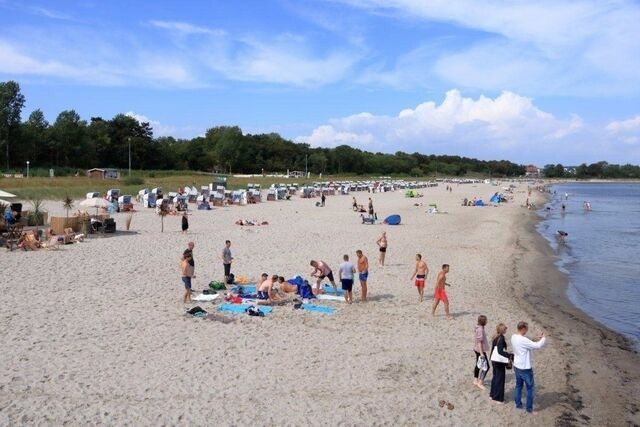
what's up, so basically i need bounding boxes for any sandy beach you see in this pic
[1,182,638,426]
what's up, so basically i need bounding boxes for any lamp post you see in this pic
[128,137,131,176]
[26,160,29,178]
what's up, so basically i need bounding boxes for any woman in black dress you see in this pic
[489,323,512,403]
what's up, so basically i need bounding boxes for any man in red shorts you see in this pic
[410,254,428,302]
[432,264,452,319]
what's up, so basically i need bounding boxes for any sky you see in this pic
[1,0,639,166]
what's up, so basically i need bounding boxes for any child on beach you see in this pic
[181,212,188,233]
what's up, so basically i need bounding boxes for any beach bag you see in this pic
[187,306,207,315]
[226,273,235,285]
[490,346,510,364]
[476,355,488,371]
[298,281,316,299]
[209,281,226,290]
[245,306,265,317]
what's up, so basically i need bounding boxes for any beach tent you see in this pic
[383,214,401,225]
[474,200,485,206]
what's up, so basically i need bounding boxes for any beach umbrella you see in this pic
[0,198,13,206]
[80,197,109,213]
[0,189,17,198]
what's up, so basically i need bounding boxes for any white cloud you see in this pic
[606,115,640,145]
[337,0,640,95]
[125,111,177,137]
[148,20,225,36]
[203,35,360,87]
[297,89,586,162]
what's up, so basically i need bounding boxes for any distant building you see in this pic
[87,168,120,179]
[564,166,577,175]
[288,170,305,178]
[525,165,541,176]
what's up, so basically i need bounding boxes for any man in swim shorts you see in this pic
[432,264,452,319]
[356,250,369,302]
[310,260,337,294]
[257,274,278,303]
[338,254,356,304]
[377,231,388,266]
[410,253,428,302]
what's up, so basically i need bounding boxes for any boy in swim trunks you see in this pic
[410,253,428,302]
[356,250,369,302]
[257,274,278,303]
[310,260,337,294]
[432,264,452,319]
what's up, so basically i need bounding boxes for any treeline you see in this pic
[0,80,526,176]
[543,162,640,179]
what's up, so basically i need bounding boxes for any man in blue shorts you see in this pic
[339,254,356,304]
[356,250,369,302]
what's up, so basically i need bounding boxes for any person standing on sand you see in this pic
[489,323,513,403]
[473,315,490,389]
[377,231,388,266]
[338,254,356,304]
[410,254,428,302]
[181,212,189,233]
[310,260,337,294]
[511,321,546,415]
[356,250,369,302]
[432,264,452,318]
[368,197,374,218]
[221,240,233,283]
[180,247,195,304]
[321,193,326,207]
[352,197,358,211]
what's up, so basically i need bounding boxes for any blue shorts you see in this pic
[341,278,354,292]
[257,291,269,300]
[359,272,369,281]
[182,277,192,289]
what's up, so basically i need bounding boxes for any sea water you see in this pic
[536,183,640,348]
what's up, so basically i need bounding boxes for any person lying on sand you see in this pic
[235,219,269,226]
[277,276,298,293]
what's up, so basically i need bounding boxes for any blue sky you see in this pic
[1,0,639,165]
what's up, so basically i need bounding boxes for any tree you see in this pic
[20,109,50,167]
[0,81,26,169]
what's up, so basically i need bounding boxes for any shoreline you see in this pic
[511,193,640,425]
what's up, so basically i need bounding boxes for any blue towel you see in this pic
[322,284,344,295]
[218,303,273,315]
[302,304,336,314]
[231,284,257,294]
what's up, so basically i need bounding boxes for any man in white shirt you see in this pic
[511,321,547,415]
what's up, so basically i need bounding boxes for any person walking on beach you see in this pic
[338,254,356,304]
[511,321,547,415]
[321,193,326,207]
[310,260,337,294]
[221,240,233,283]
[180,243,196,304]
[410,254,428,302]
[489,323,513,403]
[356,250,369,302]
[473,315,490,389]
[368,197,374,218]
[181,212,189,233]
[432,264,452,318]
[352,196,358,211]
[377,231,388,266]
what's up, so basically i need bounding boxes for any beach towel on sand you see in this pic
[322,284,344,295]
[301,304,336,314]
[193,293,220,302]
[218,303,273,315]
[316,294,344,302]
